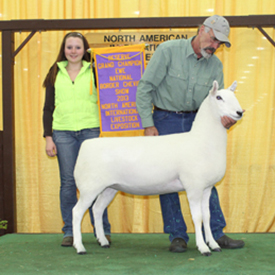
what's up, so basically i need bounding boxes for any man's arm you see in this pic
[136,44,168,130]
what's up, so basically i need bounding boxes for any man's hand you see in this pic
[221,110,245,129]
[144,126,159,136]
[221,116,236,129]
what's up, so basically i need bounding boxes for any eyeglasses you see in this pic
[209,35,223,46]
[205,28,224,47]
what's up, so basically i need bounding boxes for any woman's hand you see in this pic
[45,136,57,157]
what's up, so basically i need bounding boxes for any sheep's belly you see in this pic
[110,178,185,196]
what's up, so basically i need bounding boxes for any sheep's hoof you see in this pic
[101,244,110,248]
[77,251,87,255]
[202,252,212,256]
[212,247,222,252]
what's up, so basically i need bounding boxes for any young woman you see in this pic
[43,32,111,247]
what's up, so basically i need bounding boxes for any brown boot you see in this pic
[105,235,112,244]
[216,235,245,249]
[61,236,73,247]
[169,238,187,253]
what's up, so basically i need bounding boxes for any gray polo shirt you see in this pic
[136,37,224,128]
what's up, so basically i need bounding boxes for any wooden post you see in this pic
[1,30,16,234]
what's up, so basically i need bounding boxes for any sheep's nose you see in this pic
[236,111,243,117]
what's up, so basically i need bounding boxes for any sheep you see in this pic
[72,80,243,256]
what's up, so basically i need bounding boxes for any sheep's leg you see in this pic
[73,193,97,255]
[186,188,212,256]
[202,187,221,252]
[93,187,118,247]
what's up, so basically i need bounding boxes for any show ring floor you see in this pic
[0,233,274,275]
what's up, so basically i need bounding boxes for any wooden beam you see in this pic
[0,131,4,236]
[13,31,36,57]
[0,15,274,32]
[1,31,16,233]
[257,26,275,47]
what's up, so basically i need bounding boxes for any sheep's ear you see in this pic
[210,80,219,95]
[229,81,237,92]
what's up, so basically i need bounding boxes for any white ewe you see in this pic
[73,80,243,256]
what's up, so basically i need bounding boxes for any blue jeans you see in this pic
[153,110,226,243]
[52,128,111,238]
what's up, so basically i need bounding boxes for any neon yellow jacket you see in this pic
[53,60,100,131]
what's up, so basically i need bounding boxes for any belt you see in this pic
[154,105,198,114]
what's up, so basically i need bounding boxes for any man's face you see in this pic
[199,26,223,59]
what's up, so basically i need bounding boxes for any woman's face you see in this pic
[64,36,85,64]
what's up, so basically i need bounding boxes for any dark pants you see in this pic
[153,110,226,243]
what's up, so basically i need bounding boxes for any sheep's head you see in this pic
[210,80,243,121]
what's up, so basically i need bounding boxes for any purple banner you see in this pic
[95,51,144,132]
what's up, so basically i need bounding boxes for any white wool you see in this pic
[72,80,243,256]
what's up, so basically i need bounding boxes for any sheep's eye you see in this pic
[216,95,222,100]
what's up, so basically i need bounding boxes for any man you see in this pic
[136,15,244,253]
